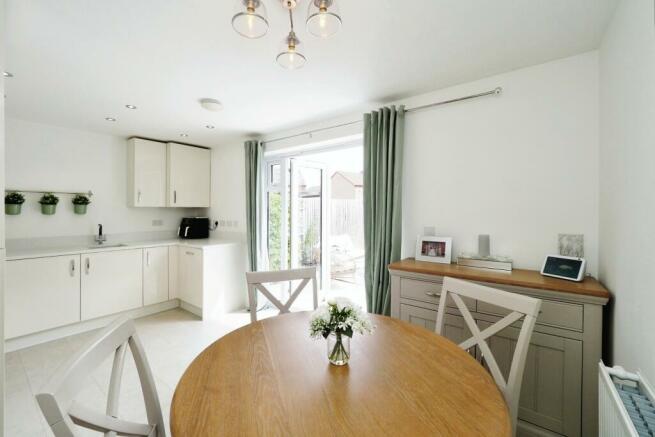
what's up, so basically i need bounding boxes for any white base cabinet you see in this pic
[143,246,169,306]
[6,255,81,338]
[176,243,247,320]
[81,249,143,320]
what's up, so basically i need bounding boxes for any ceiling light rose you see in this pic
[306,0,341,38]
[232,0,269,39]
[205,125,215,129]
[105,117,116,122]
[125,104,137,109]
[3,71,13,78]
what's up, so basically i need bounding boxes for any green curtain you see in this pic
[244,140,263,272]
[364,106,405,315]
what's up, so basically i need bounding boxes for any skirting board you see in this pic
[5,299,182,352]
[179,300,202,318]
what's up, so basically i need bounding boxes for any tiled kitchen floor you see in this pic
[5,309,255,437]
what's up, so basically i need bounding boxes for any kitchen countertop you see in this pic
[6,238,242,261]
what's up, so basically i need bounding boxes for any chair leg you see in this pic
[248,285,257,323]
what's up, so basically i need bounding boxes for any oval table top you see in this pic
[171,312,510,437]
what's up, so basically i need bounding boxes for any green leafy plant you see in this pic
[72,194,91,205]
[5,192,25,205]
[39,193,59,205]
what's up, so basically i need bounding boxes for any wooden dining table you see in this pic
[170,312,511,436]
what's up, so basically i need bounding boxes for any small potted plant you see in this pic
[309,297,375,366]
[5,192,25,215]
[72,194,91,215]
[39,192,59,215]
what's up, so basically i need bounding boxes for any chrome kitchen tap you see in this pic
[95,224,107,244]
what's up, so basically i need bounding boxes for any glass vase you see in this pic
[327,332,350,366]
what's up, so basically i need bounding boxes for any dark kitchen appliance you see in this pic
[178,217,210,239]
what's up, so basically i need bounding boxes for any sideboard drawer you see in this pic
[478,298,583,332]
[400,277,475,310]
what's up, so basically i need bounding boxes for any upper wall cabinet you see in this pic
[127,139,211,208]
[127,138,167,207]
[167,143,211,208]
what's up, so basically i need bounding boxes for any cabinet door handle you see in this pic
[137,190,142,203]
[146,250,150,267]
[425,291,441,298]
[70,259,76,277]
[174,190,177,204]
[85,258,90,274]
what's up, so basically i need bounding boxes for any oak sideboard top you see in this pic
[389,258,610,300]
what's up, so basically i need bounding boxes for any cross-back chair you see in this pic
[36,316,166,437]
[435,277,541,436]
[246,267,318,323]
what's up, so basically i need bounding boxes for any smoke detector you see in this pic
[199,98,223,112]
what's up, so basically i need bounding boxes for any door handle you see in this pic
[85,258,90,274]
[174,190,177,204]
[146,250,150,267]
[184,226,190,237]
[70,259,76,277]
[425,291,441,298]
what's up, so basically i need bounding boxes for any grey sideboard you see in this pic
[389,259,610,437]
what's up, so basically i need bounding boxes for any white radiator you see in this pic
[599,362,655,437]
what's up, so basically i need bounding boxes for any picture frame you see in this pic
[415,236,452,264]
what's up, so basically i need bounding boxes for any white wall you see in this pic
[213,52,600,274]
[599,0,655,378]
[402,52,599,273]
[5,118,198,240]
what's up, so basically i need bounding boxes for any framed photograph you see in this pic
[416,236,452,264]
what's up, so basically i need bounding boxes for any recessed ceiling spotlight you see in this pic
[3,71,13,78]
[125,104,137,110]
[200,98,223,112]
[180,133,189,138]
[105,117,117,122]
[205,125,215,130]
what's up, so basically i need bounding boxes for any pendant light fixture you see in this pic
[232,0,341,68]
[276,9,306,70]
[306,0,341,38]
[232,0,269,39]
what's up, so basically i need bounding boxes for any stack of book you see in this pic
[457,254,513,271]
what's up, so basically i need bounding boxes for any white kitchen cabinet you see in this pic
[127,138,167,207]
[167,143,211,207]
[143,246,169,306]
[175,243,248,319]
[6,255,81,338]
[81,249,143,320]
[178,247,203,308]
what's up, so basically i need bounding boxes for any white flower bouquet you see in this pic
[309,297,374,365]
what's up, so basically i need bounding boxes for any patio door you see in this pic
[264,157,329,291]
[290,159,329,290]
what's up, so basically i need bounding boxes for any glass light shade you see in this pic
[306,0,342,38]
[276,48,306,70]
[232,0,268,39]
[276,33,306,70]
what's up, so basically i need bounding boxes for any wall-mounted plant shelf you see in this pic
[5,189,94,197]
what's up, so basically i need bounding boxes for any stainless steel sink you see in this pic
[87,243,128,249]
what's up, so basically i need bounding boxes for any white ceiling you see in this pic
[5,0,617,146]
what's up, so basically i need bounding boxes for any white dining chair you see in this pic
[36,316,166,437]
[246,267,319,323]
[435,277,541,436]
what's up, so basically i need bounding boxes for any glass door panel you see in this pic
[290,159,329,289]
